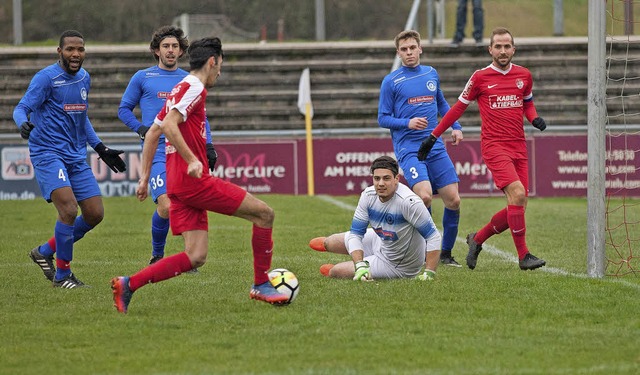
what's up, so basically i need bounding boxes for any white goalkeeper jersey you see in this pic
[345,183,440,271]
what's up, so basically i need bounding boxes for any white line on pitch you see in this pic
[317,195,640,291]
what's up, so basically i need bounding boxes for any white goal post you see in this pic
[587,0,606,277]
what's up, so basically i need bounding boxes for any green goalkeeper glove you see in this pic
[415,269,436,281]
[353,260,372,281]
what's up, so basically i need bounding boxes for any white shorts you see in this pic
[344,229,425,279]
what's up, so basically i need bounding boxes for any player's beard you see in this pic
[494,54,512,69]
[60,56,83,74]
[160,55,178,69]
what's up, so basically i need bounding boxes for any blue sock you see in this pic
[40,216,94,258]
[54,221,74,280]
[151,210,169,258]
[73,215,94,242]
[40,242,54,258]
[442,208,460,254]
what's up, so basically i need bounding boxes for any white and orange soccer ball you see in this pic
[268,268,299,304]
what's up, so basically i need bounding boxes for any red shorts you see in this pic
[481,141,529,192]
[168,175,247,235]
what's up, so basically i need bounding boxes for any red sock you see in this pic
[129,252,193,292]
[252,225,273,285]
[507,205,529,259]
[56,258,70,271]
[475,208,509,244]
[47,237,57,253]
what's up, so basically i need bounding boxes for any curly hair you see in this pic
[149,26,189,61]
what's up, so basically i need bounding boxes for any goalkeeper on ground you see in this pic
[308,156,442,281]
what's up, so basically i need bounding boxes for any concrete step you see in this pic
[1,38,637,135]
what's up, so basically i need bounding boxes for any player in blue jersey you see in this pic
[14,30,127,288]
[118,26,217,265]
[378,30,464,268]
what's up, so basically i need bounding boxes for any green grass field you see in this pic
[1,195,639,375]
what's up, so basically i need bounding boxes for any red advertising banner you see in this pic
[0,134,638,199]
[532,134,640,196]
[212,141,299,194]
[310,137,395,195]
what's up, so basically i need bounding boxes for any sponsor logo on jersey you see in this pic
[462,79,474,98]
[64,104,87,111]
[170,85,182,96]
[393,76,407,84]
[157,91,170,99]
[373,227,399,241]
[186,94,203,114]
[488,94,523,109]
[408,95,434,104]
[54,80,66,85]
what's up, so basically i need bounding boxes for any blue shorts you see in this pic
[32,155,101,203]
[148,161,167,203]
[399,150,459,193]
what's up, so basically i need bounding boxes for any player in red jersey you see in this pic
[110,37,289,313]
[416,27,547,271]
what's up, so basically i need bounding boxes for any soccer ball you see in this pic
[268,268,299,304]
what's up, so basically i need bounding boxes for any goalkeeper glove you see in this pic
[19,121,35,140]
[353,260,372,281]
[532,117,546,131]
[137,125,150,140]
[417,134,437,161]
[95,142,127,173]
[415,269,436,281]
[206,143,218,170]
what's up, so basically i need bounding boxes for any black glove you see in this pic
[532,117,546,131]
[94,142,127,173]
[137,125,150,140]
[206,143,218,170]
[20,122,35,140]
[417,134,438,161]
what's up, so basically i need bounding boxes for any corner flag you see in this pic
[297,68,314,117]
[298,68,315,196]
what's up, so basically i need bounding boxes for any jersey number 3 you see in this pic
[409,167,419,180]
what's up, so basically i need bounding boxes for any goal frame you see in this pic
[587,0,607,278]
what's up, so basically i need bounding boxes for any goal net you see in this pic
[602,0,640,276]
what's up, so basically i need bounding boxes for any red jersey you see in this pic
[154,74,209,194]
[459,63,533,145]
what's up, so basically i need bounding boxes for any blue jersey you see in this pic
[118,66,212,164]
[13,63,100,163]
[378,65,461,161]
